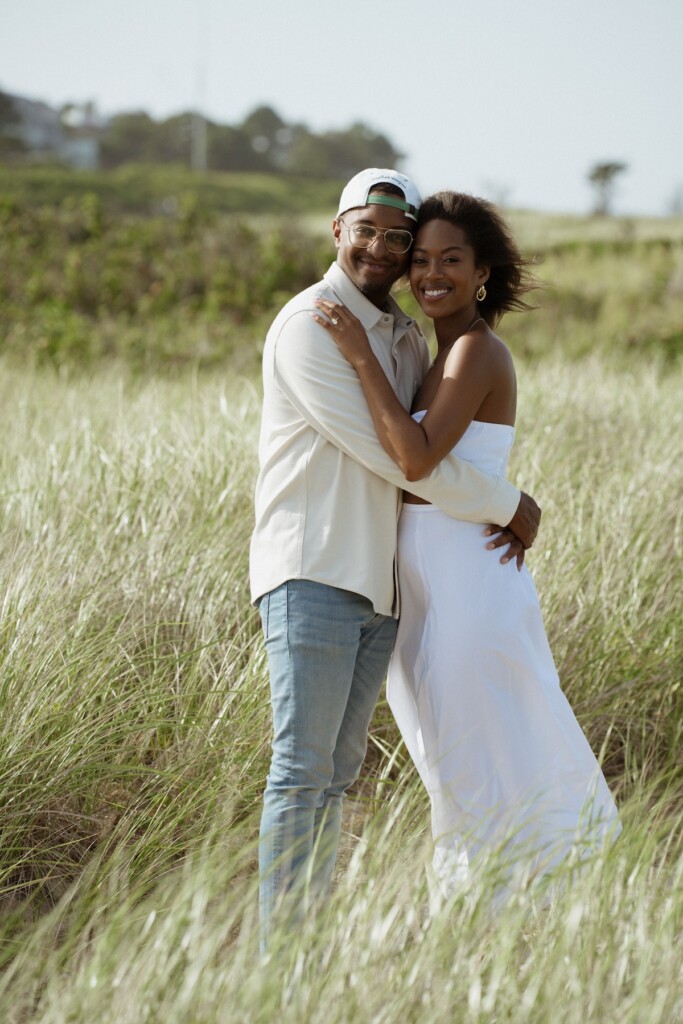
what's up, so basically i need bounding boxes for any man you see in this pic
[249,168,540,947]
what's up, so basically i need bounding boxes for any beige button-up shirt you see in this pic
[249,262,520,617]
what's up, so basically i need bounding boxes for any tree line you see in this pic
[101,105,403,177]
[0,91,402,179]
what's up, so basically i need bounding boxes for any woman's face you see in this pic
[409,219,488,319]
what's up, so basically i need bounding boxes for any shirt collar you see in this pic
[323,263,413,332]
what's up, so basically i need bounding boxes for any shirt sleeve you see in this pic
[272,309,520,526]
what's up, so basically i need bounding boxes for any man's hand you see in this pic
[484,527,526,570]
[484,491,541,571]
[506,491,542,548]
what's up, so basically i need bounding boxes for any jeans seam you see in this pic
[283,582,295,774]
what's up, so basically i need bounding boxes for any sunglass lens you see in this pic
[350,225,376,246]
[385,231,413,253]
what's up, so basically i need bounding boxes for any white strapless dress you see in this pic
[387,414,620,899]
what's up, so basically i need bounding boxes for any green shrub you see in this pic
[1,176,682,370]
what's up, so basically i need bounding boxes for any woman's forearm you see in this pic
[353,354,433,481]
[310,296,479,481]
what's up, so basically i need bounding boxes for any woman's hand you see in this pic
[311,299,372,369]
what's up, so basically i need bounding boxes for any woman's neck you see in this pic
[434,306,481,350]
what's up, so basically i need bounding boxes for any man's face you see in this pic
[332,202,414,305]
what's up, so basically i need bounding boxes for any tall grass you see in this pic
[0,353,680,1020]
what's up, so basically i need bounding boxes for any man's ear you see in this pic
[332,219,342,250]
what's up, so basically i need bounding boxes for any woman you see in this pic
[312,191,620,901]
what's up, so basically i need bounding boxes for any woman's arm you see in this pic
[311,298,501,482]
[272,306,520,527]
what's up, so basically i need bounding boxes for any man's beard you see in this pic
[357,279,391,304]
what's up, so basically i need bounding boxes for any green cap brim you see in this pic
[366,194,418,219]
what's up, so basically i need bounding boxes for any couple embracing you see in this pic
[249,168,619,949]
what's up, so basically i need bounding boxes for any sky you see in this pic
[1,0,681,216]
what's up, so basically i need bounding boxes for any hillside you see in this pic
[1,166,682,370]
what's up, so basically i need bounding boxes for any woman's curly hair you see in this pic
[416,191,539,325]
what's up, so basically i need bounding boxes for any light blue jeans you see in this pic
[257,579,398,950]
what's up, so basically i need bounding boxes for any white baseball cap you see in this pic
[337,168,421,222]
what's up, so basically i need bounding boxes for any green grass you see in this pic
[0,354,680,1022]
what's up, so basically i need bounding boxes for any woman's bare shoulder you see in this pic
[446,326,514,371]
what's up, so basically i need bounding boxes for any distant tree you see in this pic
[101,111,202,168]
[240,105,287,166]
[285,127,335,178]
[0,90,20,129]
[100,111,160,167]
[63,97,406,178]
[241,105,285,140]
[588,161,627,216]
[0,90,25,159]
[323,122,403,180]
[207,123,269,172]
[156,113,193,163]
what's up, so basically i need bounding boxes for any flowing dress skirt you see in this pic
[387,422,620,898]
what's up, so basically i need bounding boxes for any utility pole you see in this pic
[190,0,208,172]
[191,108,207,173]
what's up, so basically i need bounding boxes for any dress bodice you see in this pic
[412,410,515,476]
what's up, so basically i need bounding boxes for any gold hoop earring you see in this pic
[476,285,487,302]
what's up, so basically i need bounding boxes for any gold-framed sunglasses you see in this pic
[338,218,414,255]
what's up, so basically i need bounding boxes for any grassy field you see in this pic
[0,170,681,1019]
[0,352,680,1022]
